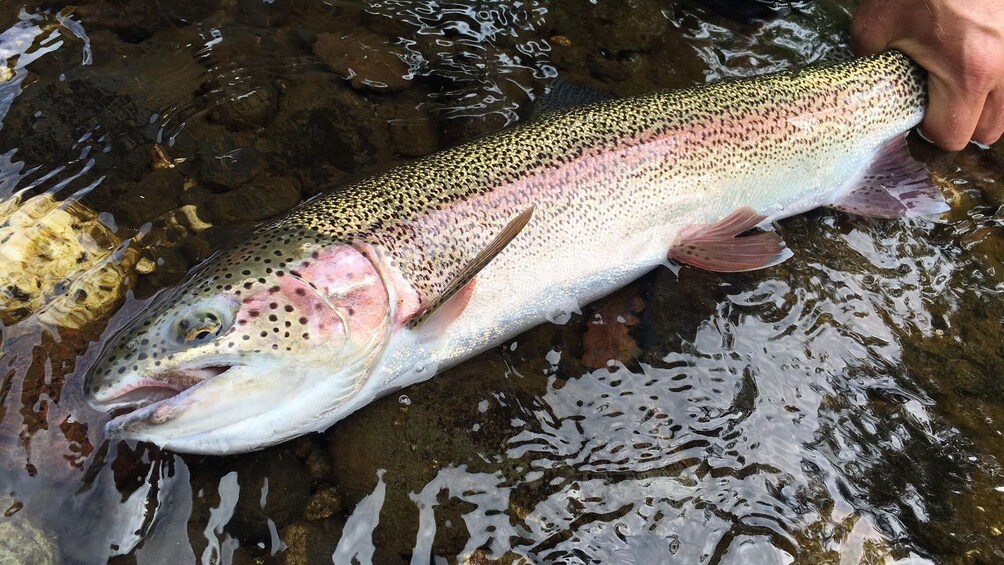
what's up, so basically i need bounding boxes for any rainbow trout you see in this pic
[86,51,947,454]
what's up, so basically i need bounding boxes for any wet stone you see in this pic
[549,0,669,55]
[216,83,279,131]
[228,448,311,544]
[203,175,301,225]
[270,72,390,183]
[75,0,221,42]
[198,143,264,192]
[137,247,189,294]
[305,487,342,522]
[326,350,552,557]
[177,234,216,266]
[236,0,291,28]
[278,521,342,565]
[385,106,440,157]
[0,501,59,565]
[304,448,333,483]
[314,31,413,93]
[0,193,146,328]
[111,169,185,226]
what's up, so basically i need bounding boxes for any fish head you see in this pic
[85,240,394,453]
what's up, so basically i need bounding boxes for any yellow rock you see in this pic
[0,193,150,329]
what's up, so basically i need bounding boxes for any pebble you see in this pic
[305,488,343,522]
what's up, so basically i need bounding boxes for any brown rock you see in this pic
[229,448,311,543]
[110,168,184,225]
[305,488,343,522]
[441,113,508,147]
[204,176,301,225]
[198,143,264,192]
[236,0,290,27]
[305,448,333,483]
[387,112,440,157]
[217,83,279,131]
[314,31,412,93]
[278,522,342,565]
[580,286,645,369]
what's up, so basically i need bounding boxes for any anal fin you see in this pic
[669,207,793,272]
[831,134,949,218]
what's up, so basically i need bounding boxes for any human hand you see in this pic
[851,0,1004,150]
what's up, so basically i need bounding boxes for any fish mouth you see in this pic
[95,364,234,415]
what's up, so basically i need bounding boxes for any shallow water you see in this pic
[1,1,1003,563]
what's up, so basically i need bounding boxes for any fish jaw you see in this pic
[100,356,377,453]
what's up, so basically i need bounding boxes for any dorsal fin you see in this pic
[407,206,535,328]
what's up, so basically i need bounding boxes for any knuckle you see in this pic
[959,47,1004,88]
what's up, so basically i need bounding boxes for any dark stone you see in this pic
[305,488,343,522]
[236,0,291,28]
[137,247,188,292]
[549,0,670,56]
[384,105,440,157]
[203,176,301,225]
[216,83,279,131]
[111,169,185,226]
[314,31,412,93]
[177,234,215,266]
[304,448,333,484]
[269,72,390,184]
[198,144,264,192]
[440,113,508,147]
[228,448,311,543]
[278,521,343,565]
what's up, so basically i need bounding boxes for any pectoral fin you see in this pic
[830,134,949,218]
[668,206,793,272]
[408,206,535,328]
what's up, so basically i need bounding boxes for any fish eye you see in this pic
[171,300,236,346]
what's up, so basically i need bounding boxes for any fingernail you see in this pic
[969,139,991,150]
[915,127,934,144]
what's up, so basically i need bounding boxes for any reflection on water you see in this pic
[0,1,1003,564]
[366,0,555,124]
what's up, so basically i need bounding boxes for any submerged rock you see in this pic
[383,103,440,157]
[278,521,346,565]
[203,175,301,224]
[236,0,291,28]
[0,193,150,329]
[198,143,264,192]
[228,448,311,544]
[0,496,58,565]
[314,31,413,93]
[217,83,279,131]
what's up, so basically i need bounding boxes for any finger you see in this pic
[850,7,891,55]
[971,89,1004,146]
[921,75,989,151]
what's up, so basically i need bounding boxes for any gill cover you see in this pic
[87,244,395,453]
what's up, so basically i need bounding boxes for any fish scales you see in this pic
[282,50,923,304]
[86,51,939,453]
